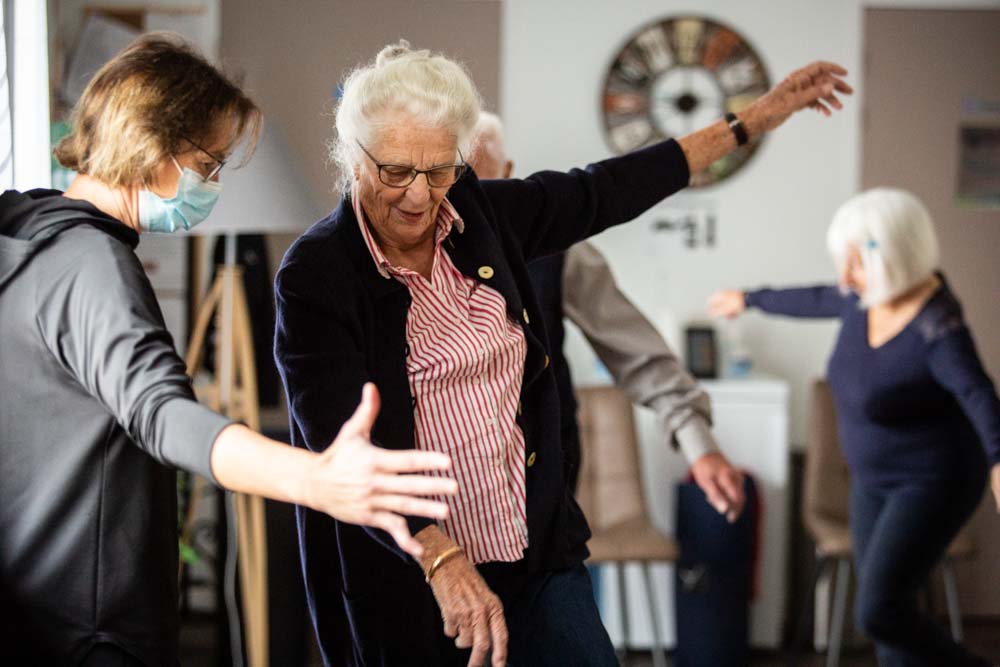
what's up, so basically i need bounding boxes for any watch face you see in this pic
[602,16,771,188]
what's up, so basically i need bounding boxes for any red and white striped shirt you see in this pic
[353,190,529,564]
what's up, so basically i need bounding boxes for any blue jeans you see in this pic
[850,477,990,667]
[476,562,617,667]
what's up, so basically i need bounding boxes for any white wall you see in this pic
[11,0,52,190]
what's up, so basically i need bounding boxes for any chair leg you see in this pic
[641,563,667,667]
[617,562,630,666]
[788,555,831,667]
[827,558,851,667]
[815,560,834,652]
[941,558,963,643]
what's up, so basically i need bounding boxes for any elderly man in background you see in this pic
[468,112,746,521]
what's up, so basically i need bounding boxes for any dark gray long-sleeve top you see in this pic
[0,189,232,666]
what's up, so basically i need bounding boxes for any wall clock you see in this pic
[602,16,771,187]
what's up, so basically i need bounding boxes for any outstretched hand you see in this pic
[677,61,851,177]
[746,61,853,135]
[305,383,458,558]
[707,289,747,319]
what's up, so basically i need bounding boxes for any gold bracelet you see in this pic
[425,545,463,583]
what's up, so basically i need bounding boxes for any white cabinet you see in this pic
[597,376,790,649]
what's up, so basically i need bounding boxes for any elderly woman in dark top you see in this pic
[275,40,850,667]
[709,188,1000,667]
[0,34,458,667]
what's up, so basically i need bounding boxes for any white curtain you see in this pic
[11,0,50,191]
[0,2,12,190]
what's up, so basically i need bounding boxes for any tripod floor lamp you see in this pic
[180,127,318,667]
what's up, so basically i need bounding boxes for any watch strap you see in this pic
[725,112,749,146]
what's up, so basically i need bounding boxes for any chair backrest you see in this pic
[575,385,647,532]
[802,379,851,535]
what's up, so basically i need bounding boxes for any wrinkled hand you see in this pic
[745,61,852,135]
[418,528,508,667]
[691,452,746,523]
[305,383,458,559]
[991,463,1000,513]
[707,290,747,319]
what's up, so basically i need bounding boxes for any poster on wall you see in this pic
[956,125,1000,209]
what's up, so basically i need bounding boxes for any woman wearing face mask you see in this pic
[0,34,458,667]
[708,188,1000,667]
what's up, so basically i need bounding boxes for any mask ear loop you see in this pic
[137,157,181,193]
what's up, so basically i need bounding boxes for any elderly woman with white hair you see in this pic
[709,188,1000,667]
[275,40,850,667]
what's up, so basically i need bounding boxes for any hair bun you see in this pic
[376,39,413,65]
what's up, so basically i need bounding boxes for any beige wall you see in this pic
[220,0,501,214]
[863,7,1000,616]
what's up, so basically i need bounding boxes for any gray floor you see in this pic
[625,620,1000,666]
[181,617,1000,666]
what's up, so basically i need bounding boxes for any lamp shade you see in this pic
[192,126,322,235]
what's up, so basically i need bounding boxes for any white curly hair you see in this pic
[331,40,483,191]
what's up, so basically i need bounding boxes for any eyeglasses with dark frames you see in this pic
[356,140,467,189]
[182,135,227,181]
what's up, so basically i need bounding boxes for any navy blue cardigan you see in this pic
[527,252,584,490]
[274,139,689,665]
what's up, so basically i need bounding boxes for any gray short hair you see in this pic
[331,40,483,191]
[826,188,940,306]
[470,111,506,164]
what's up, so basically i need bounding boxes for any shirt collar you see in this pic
[351,183,464,279]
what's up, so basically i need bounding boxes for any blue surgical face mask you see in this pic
[138,158,223,233]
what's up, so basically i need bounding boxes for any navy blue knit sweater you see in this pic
[746,277,1000,484]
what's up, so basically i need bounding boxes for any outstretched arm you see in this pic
[44,234,456,560]
[211,384,457,558]
[679,61,851,174]
[564,242,715,459]
[484,62,851,263]
[709,285,850,320]
[562,242,745,522]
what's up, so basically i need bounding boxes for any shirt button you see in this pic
[517,402,522,416]
[543,355,550,369]
[526,452,537,467]
[522,308,530,324]
[478,266,495,279]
